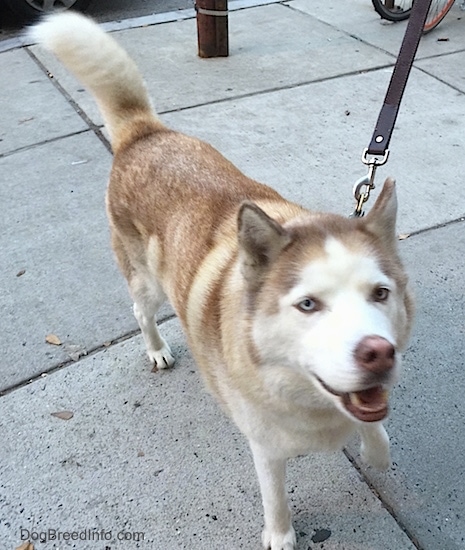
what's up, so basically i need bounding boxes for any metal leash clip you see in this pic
[350,148,389,218]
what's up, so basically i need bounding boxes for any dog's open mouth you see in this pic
[315,377,389,422]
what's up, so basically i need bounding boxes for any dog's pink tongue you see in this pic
[344,386,389,422]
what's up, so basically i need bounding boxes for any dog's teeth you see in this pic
[349,392,363,407]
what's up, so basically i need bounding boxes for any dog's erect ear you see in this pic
[238,201,291,286]
[363,178,398,242]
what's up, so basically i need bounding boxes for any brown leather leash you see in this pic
[351,0,433,217]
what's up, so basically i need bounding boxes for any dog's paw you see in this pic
[360,432,391,471]
[262,526,296,550]
[147,338,175,369]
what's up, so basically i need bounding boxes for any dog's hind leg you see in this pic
[358,423,391,471]
[130,272,175,369]
[250,442,296,550]
[111,230,175,369]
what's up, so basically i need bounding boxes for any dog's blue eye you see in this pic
[373,287,390,302]
[296,298,318,313]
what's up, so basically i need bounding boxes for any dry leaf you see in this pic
[45,334,61,346]
[398,233,410,241]
[16,542,34,550]
[63,343,87,361]
[51,411,74,421]
[16,269,26,277]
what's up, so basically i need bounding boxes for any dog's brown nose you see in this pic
[354,335,395,374]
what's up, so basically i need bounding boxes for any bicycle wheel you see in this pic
[423,0,456,32]
[372,0,414,21]
[5,0,92,22]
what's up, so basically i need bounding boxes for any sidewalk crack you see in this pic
[0,314,177,399]
[343,448,424,549]
[24,47,113,155]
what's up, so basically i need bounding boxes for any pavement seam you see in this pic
[283,1,398,62]
[158,62,398,115]
[0,314,177,399]
[0,129,92,159]
[343,448,424,550]
[414,63,465,95]
[401,215,465,240]
[24,46,113,155]
[413,46,465,62]
[285,1,465,68]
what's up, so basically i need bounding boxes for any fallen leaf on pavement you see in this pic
[45,334,61,346]
[51,411,74,421]
[16,542,34,550]
[63,343,88,361]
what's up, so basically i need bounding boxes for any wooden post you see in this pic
[196,0,229,58]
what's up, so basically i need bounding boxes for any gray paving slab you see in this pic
[0,318,416,550]
[0,49,87,155]
[417,50,465,94]
[290,0,465,58]
[346,221,465,550]
[162,65,465,234]
[0,131,173,391]
[28,2,394,126]
[0,132,125,389]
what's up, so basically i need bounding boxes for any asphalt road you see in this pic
[0,0,195,39]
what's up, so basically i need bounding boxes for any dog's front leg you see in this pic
[358,422,391,471]
[250,442,296,550]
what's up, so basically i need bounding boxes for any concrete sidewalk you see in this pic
[1,0,464,548]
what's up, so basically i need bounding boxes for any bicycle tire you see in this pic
[372,0,413,21]
[4,0,92,23]
[423,0,456,32]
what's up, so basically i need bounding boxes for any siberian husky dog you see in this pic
[31,13,414,550]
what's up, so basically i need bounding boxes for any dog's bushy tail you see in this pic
[29,12,163,152]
